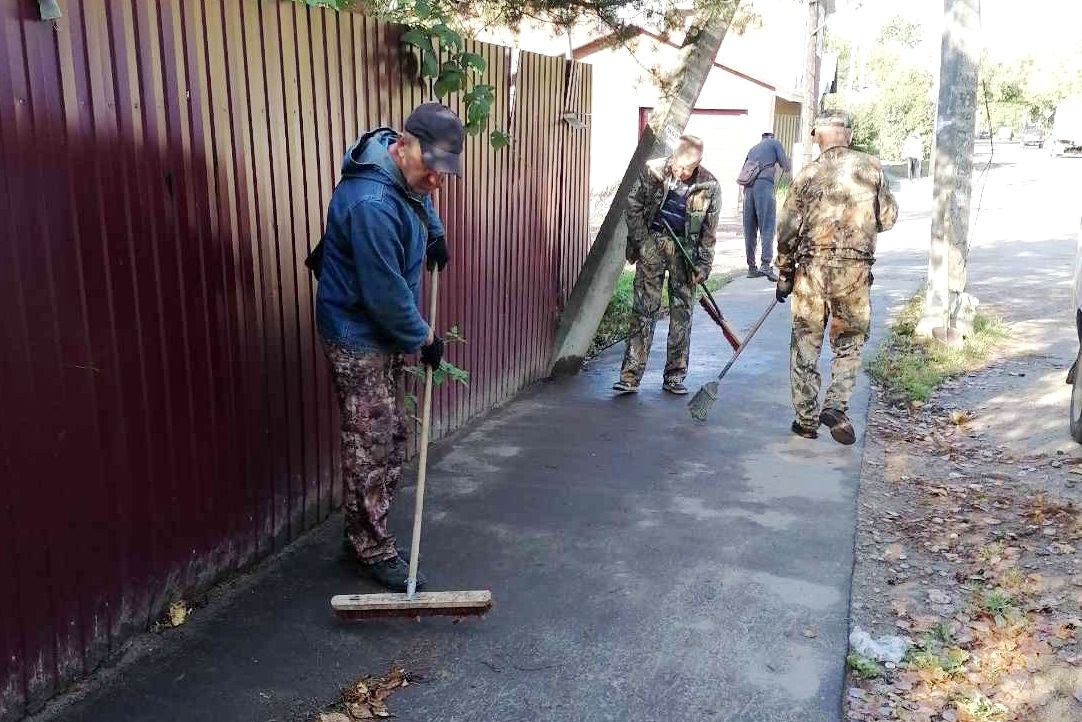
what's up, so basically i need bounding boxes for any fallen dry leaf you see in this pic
[166,601,188,628]
[320,714,352,722]
[331,666,410,721]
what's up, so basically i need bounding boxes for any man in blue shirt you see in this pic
[313,103,461,592]
[741,132,791,282]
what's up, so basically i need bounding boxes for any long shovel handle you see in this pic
[712,299,778,383]
[406,269,438,599]
[661,218,742,350]
[699,295,743,351]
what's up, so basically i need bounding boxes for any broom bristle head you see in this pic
[331,590,492,621]
[687,382,718,421]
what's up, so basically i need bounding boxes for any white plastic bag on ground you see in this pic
[849,624,913,664]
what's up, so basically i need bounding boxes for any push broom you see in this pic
[332,269,493,620]
[687,298,778,421]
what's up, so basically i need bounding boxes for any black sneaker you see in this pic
[662,380,688,395]
[360,554,426,592]
[612,380,639,394]
[791,420,819,439]
[760,265,778,282]
[747,266,764,278]
[819,408,856,445]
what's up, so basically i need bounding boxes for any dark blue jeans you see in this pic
[742,179,776,268]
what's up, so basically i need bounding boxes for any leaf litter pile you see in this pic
[848,394,1082,721]
[317,665,411,721]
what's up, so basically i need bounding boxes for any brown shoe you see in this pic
[819,408,856,445]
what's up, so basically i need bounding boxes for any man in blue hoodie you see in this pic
[313,102,463,591]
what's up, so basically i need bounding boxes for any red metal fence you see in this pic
[0,1,591,718]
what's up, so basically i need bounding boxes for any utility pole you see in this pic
[550,1,743,375]
[916,0,981,345]
[801,0,820,168]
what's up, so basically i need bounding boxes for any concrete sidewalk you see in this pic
[41,190,933,722]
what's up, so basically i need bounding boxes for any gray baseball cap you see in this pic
[812,109,853,136]
[405,103,465,176]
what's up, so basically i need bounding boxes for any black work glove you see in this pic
[420,336,444,370]
[426,235,449,272]
[775,273,794,304]
[625,242,641,264]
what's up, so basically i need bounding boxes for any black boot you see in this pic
[360,554,427,592]
[790,420,819,439]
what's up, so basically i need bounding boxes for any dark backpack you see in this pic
[736,158,763,187]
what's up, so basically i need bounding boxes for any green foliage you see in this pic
[773,176,790,207]
[877,16,922,49]
[291,0,356,7]
[284,0,502,141]
[954,693,1008,721]
[825,19,934,160]
[846,652,881,679]
[904,627,969,676]
[978,588,1015,616]
[404,323,469,418]
[865,290,1007,404]
[395,1,498,136]
[406,359,470,386]
[588,268,727,356]
[591,270,637,356]
[976,54,1064,133]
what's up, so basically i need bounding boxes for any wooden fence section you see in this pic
[0,1,591,718]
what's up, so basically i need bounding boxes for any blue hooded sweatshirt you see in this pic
[315,128,445,354]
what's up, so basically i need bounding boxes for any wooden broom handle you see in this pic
[406,269,439,598]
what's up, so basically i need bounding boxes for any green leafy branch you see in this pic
[395,0,510,148]
[286,0,508,149]
[404,324,470,422]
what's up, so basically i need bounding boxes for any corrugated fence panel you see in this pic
[774,112,801,168]
[0,2,590,719]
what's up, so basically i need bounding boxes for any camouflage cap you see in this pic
[811,109,852,136]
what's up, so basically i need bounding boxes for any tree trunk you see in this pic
[917,0,981,345]
[549,1,743,376]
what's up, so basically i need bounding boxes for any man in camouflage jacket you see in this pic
[774,110,898,444]
[613,135,721,396]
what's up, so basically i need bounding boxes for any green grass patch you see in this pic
[846,652,882,679]
[953,693,1008,721]
[588,269,728,356]
[978,588,1016,616]
[904,632,969,676]
[865,290,1007,403]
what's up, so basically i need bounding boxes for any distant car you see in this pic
[978,129,991,140]
[1069,218,1082,442]
[996,126,1014,141]
[1051,97,1082,156]
[1022,126,1045,148]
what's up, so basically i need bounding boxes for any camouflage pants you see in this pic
[323,342,407,564]
[620,231,696,385]
[789,263,872,428]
